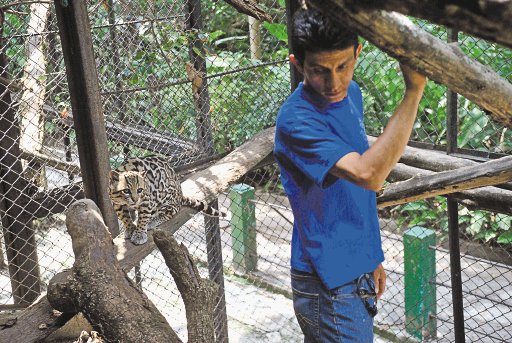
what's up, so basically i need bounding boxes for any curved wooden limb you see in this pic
[153,231,218,343]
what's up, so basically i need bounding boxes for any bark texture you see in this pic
[377,156,512,207]
[223,0,272,22]
[386,163,512,215]
[153,231,218,343]
[338,0,512,49]
[46,199,181,343]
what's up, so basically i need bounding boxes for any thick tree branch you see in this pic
[368,136,512,191]
[153,231,217,343]
[222,0,272,22]
[378,155,512,207]
[385,163,512,214]
[47,199,181,343]
[307,1,512,128]
[338,0,512,49]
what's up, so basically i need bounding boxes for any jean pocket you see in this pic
[292,287,319,340]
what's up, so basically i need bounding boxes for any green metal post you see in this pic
[404,226,437,340]
[229,184,258,272]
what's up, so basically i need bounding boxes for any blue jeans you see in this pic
[291,269,375,343]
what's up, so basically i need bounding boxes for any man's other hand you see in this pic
[373,263,387,300]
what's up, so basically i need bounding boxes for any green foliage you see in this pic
[395,198,449,233]
[460,209,512,245]
[207,52,289,151]
[262,22,288,43]
[396,199,512,246]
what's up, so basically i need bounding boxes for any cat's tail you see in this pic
[182,197,227,217]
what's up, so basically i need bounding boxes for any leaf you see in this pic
[263,22,288,43]
[399,202,429,212]
[466,211,486,236]
[495,214,512,231]
[497,231,512,244]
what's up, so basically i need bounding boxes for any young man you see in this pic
[274,8,427,342]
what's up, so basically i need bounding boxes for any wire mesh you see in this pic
[0,1,511,342]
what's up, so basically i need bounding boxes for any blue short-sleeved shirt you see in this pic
[274,81,384,290]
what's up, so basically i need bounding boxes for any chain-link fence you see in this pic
[0,1,511,342]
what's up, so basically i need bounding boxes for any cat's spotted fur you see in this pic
[109,155,225,245]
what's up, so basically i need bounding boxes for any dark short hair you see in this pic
[291,8,359,63]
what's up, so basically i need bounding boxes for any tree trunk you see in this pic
[248,16,262,60]
[335,0,512,49]
[153,231,218,343]
[19,3,50,185]
[47,199,182,343]
[307,0,512,128]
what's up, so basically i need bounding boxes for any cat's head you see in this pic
[109,170,146,208]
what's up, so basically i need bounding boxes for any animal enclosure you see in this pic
[0,0,511,342]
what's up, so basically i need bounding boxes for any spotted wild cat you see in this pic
[109,155,225,245]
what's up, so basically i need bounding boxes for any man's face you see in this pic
[292,44,362,103]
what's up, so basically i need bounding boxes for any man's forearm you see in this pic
[361,88,424,186]
[330,87,424,191]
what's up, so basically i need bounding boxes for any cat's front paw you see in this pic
[130,231,148,245]
[124,229,132,239]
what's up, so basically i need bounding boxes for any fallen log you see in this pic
[385,163,512,215]
[307,0,512,128]
[340,0,512,49]
[378,155,512,207]
[0,126,274,343]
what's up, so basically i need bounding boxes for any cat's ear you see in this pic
[110,170,120,181]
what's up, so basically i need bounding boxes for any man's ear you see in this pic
[355,43,363,60]
[289,54,304,74]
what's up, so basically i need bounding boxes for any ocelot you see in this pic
[109,155,225,245]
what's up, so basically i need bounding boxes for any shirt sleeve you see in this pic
[276,113,355,188]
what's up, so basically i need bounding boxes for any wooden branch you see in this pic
[0,126,275,343]
[153,231,217,343]
[343,0,512,49]
[46,200,182,343]
[368,136,512,191]
[18,2,50,157]
[378,155,512,207]
[47,108,198,158]
[222,0,272,22]
[385,163,512,215]
[307,0,512,128]
[19,148,81,175]
[104,121,198,157]
[0,76,22,92]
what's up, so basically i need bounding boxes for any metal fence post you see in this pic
[404,226,437,340]
[229,184,258,272]
[446,28,466,343]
